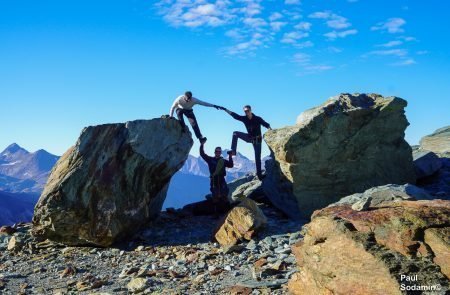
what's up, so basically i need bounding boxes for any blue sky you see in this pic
[0,0,449,158]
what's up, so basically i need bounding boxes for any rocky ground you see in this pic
[0,204,304,294]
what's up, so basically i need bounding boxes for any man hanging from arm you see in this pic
[200,142,234,211]
[184,142,234,217]
[169,91,222,144]
[222,105,271,180]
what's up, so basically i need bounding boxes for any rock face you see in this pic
[289,199,450,295]
[214,198,267,247]
[263,93,416,219]
[420,126,450,158]
[32,118,192,246]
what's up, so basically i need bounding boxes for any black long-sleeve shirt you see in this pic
[200,145,233,177]
[229,112,271,138]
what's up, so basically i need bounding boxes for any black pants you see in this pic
[231,131,262,177]
[210,176,229,199]
[176,109,203,139]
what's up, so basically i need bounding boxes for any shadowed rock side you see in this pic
[32,118,193,247]
[289,199,450,295]
[263,93,416,219]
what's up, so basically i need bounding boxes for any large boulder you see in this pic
[420,126,450,158]
[263,93,416,219]
[214,198,267,247]
[32,118,192,246]
[289,199,450,295]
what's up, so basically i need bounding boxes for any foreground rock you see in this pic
[32,118,192,246]
[289,199,450,295]
[264,93,416,219]
[330,183,433,211]
[214,198,267,247]
[420,126,450,158]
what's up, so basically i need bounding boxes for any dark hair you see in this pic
[244,105,251,110]
[185,91,193,99]
[215,147,222,152]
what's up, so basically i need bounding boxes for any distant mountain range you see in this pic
[0,143,267,225]
[0,143,59,193]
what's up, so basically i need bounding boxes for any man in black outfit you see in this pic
[184,142,234,216]
[200,142,234,202]
[222,105,271,180]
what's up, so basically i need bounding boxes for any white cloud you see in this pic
[224,33,264,56]
[294,22,312,31]
[243,17,267,29]
[285,0,301,4]
[327,46,342,53]
[292,53,310,64]
[324,29,357,40]
[270,21,288,32]
[392,59,416,66]
[398,36,416,42]
[309,11,354,33]
[294,41,314,49]
[281,31,309,44]
[305,65,333,71]
[292,53,333,74]
[225,29,244,40]
[371,18,406,33]
[157,0,233,28]
[367,49,408,57]
[269,12,283,22]
[377,40,403,47]
[416,50,428,55]
[326,15,351,29]
[308,11,332,19]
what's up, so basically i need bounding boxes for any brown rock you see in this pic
[254,258,268,270]
[7,236,23,252]
[214,198,267,247]
[425,227,450,279]
[228,285,252,295]
[289,200,450,295]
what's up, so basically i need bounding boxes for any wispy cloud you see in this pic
[156,1,418,70]
[377,40,403,47]
[392,58,416,66]
[324,29,357,40]
[309,11,357,40]
[156,1,233,28]
[292,53,333,74]
[281,31,309,44]
[371,18,406,33]
[366,49,408,57]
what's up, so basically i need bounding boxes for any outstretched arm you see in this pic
[223,108,245,122]
[199,143,211,163]
[194,98,214,108]
[259,117,272,129]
